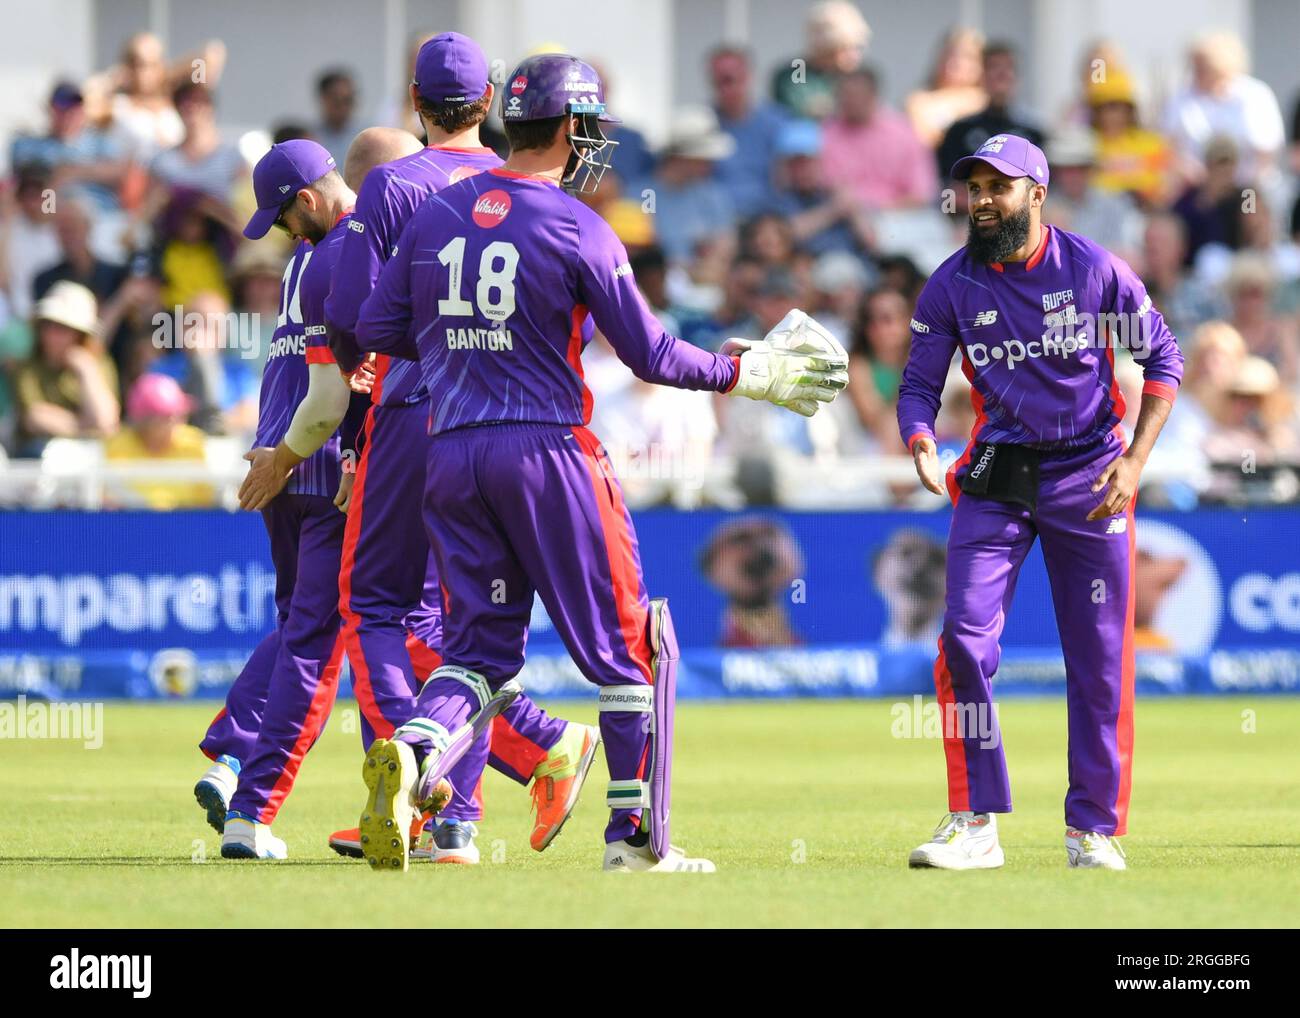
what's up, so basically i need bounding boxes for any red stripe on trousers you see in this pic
[1113,494,1137,835]
[933,635,971,812]
[570,426,653,683]
[338,406,377,729]
[259,632,346,823]
[201,707,229,759]
[405,631,442,684]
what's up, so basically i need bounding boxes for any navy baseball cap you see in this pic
[413,32,489,103]
[244,139,337,239]
[950,133,1050,186]
[501,53,619,124]
[50,82,83,109]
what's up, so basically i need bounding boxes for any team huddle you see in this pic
[192,30,1183,876]
[191,33,849,873]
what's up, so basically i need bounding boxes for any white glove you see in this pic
[721,309,849,417]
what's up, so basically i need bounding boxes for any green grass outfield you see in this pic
[1,697,1297,928]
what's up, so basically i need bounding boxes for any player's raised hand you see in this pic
[1087,452,1140,521]
[239,447,293,512]
[722,309,849,417]
[911,435,946,496]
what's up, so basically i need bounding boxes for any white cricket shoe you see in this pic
[194,757,239,834]
[220,816,287,860]
[411,819,480,864]
[603,838,715,873]
[1066,828,1127,870]
[908,812,1005,870]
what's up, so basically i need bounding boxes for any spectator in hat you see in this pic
[820,67,936,210]
[647,107,737,263]
[1088,71,1171,206]
[936,41,1044,185]
[1201,354,1298,470]
[10,81,127,223]
[11,280,119,454]
[1040,128,1142,259]
[1162,31,1285,186]
[104,372,214,508]
[709,46,788,217]
[771,1,871,121]
[905,27,987,149]
[766,119,873,256]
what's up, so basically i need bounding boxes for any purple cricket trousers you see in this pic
[339,400,566,821]
[201,493,346,824]
[935,429,1136,836]
[401,422,655,842]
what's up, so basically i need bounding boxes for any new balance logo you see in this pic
[1105,517,1127,534]
[973,310,998,327]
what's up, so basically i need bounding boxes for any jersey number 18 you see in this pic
[438,237,519,323]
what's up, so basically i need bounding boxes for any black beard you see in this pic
[966,201,1032,264]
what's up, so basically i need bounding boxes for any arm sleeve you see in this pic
[285,240,364,459]
[576,213,737,392]
[324,173,393,372]
[1103,252,1184,403]
[283,362,353,458]
[355,216,419,361]
[896,277,961,450]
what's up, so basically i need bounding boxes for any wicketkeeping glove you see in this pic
[721,309,849,417]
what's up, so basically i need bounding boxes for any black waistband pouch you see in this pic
[958,442,1040,512]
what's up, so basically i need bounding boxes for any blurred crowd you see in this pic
[4,3,1300,508]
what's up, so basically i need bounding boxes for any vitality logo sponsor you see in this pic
[472,189,511,228]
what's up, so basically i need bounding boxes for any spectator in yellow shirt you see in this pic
[104,372,215,508]
[1089,72,1172,207]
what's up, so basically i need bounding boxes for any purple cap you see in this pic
[413,32,489,104]
[501,53,618,124]
[950,133,1050,187]
[243,139,337,239]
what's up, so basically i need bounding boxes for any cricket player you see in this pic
[194,139,370,859]
[323,36,599,865]
[353,53,848,873]
[898,134,1184,871]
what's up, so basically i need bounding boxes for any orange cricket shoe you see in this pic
[529,723,601,852]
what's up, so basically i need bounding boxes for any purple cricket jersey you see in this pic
[355,169,739,434]
[898,225,1184,452]
[323,144,503,404]
[254,215,354,497]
